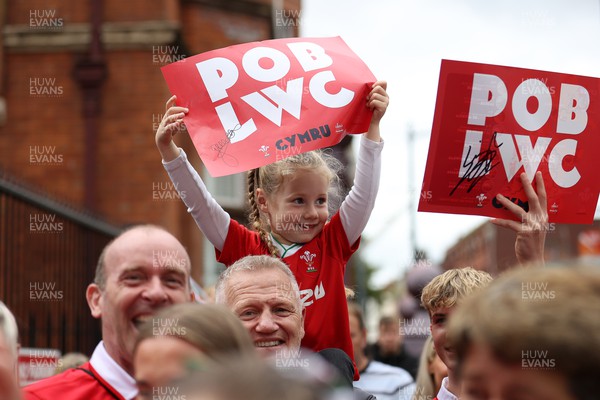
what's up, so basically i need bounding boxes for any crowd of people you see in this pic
[1,82,599,400]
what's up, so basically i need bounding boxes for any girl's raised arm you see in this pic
[339,81,388,245]
[155,96,230,251]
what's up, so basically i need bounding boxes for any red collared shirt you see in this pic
[23,342,137,400]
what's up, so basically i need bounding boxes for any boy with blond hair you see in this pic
[421,268,493,400]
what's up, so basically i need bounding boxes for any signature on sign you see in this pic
[210,125,240,167]
[450,132,502,196]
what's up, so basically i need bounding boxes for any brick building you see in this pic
[442,219,600,274]
[1,0,305,356]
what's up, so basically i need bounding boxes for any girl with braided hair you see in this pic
[155,81,388,378]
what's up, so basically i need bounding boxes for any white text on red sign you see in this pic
[460,74,589,188]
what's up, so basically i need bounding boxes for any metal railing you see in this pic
[0,170,121,356]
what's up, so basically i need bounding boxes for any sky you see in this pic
[300,0,600,287]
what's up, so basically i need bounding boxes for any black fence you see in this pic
[0,171,120,356]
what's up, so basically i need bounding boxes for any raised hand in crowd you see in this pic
[491,171,548,266]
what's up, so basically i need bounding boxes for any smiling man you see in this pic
[214,256,381,399]
[214,255,305,357]
[24,225,194,400]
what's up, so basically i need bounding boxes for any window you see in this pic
[204,172,246,210]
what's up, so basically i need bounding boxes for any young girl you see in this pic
[155,81,388,374]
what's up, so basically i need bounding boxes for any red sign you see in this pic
[161,36,376,177]
[419,60,600,224]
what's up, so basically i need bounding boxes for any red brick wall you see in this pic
[8,0,177,24]
[3,52,86,203]
[8,1,89,24]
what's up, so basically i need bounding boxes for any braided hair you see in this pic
[247,168,279,257]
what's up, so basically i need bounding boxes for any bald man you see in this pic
[24,225,194,400]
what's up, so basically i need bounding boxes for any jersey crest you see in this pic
[300,250,318,272]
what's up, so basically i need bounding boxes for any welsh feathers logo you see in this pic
[300,250,317,273]
[476,193,487,207]
[258,145,270,157]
